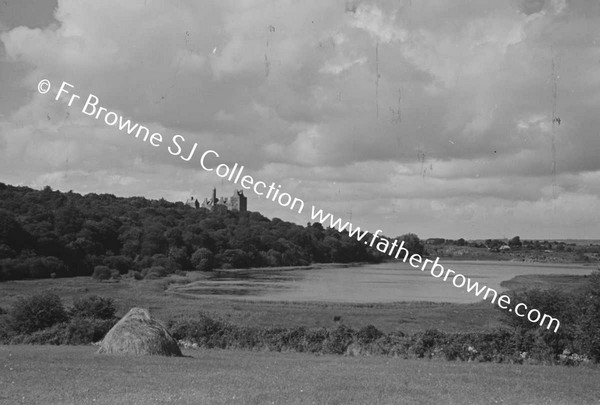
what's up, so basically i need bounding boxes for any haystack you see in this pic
[97,307,182,356]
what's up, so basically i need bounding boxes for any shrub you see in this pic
[501,288,577,332]
[9,292,68,334]
[464,328,516,362]
[10,323,67,345]
[92,265,112,280]
[64,317,116,344]
[6,317,115,345]
[324,324,355,354]
[357,325,383,344]
[269,327,308,352]
[303,328,328,353]
[0,315,15,343]
[441,340,465,361]
[126,270,143,280]
[412,329,446,358]
[71,295,116,319]
[142,266,166,279]
[500,279,600,362]
[577,270,600,362]
[169,314,224,345]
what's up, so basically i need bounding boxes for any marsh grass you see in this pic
[0,276,502,334]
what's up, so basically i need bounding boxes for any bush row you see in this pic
[6,317,117,345]
[167,314,595,366]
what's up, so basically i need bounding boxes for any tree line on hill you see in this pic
[0,183,425,281]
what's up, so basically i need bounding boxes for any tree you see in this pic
[397,233,425,256]
[509,236,522,248]
[216,249,250,269]
[323,236,342,262]
[54,205,84,237]
[0,209,29,252]
[103,255,133,274]
[0,244,16,259]
[168,246,190,270]
[119,226,143,257]
[191,248,214,271]
[25,256,68,278]
[150,253,180,274]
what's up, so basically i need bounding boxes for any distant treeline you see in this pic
[0,183,424,281]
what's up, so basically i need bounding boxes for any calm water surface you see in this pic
[178,261,595,303]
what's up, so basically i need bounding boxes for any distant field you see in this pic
[1,345,599,405]
[552,239,600,246]
[0,275,502,333]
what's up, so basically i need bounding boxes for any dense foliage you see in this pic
[1,293,117,345]
[0,183,386,281]
[70,295,117,320]
[8,291,68,334]
[499,270,600,363]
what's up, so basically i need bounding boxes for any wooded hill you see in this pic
[0,183,386,281]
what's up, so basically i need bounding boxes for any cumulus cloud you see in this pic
[0,0,599,238]
[349,3,408,43]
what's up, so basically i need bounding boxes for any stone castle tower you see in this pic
[186,188,247,212]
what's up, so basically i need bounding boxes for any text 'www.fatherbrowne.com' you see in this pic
[40,79,560,333]
[309,208,561,333]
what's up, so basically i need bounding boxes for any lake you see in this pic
[173,261,596,303]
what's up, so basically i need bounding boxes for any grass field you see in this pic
[1,345,599,405]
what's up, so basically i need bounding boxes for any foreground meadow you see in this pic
[1,345,599,405]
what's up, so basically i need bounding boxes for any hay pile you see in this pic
[97,307,182,356]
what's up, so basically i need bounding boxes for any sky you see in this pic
[1,0,599,240]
